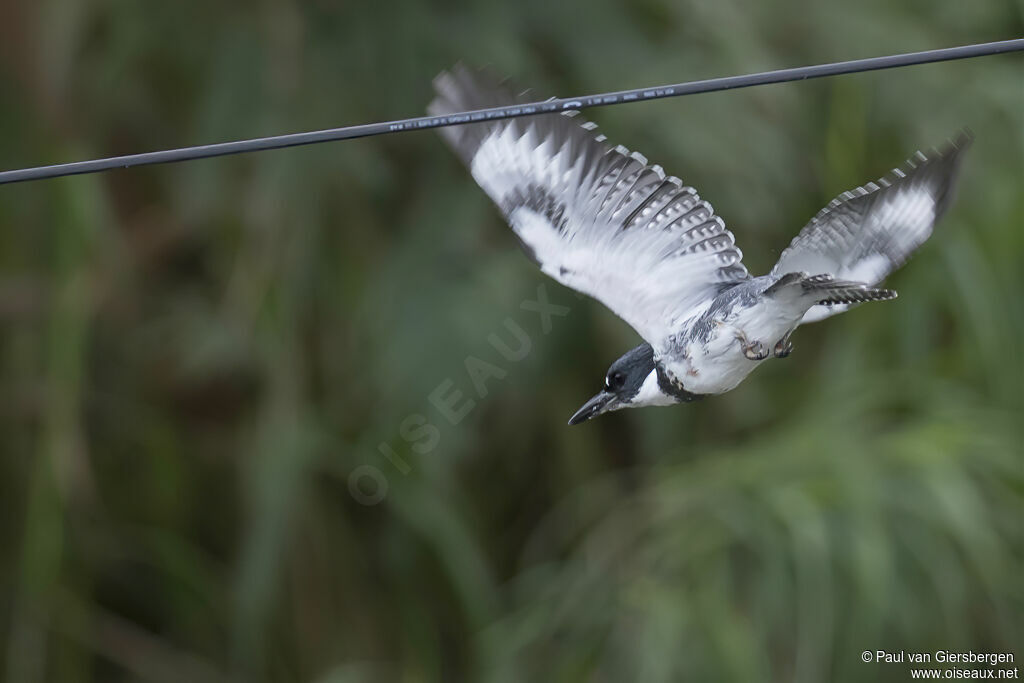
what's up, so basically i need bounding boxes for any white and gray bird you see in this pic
[428,66,971,425]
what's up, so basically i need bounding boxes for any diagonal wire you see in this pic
[1,38,1021,185]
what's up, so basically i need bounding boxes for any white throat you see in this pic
[630,369,677,407]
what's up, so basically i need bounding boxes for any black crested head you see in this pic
[603,342,655,399]
[568,343,657,425]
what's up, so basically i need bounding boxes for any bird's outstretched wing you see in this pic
[429,65,750,346]
[772,131,971,323]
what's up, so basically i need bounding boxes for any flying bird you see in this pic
[428,66,970,425]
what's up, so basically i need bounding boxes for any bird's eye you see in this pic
[606,371,625,390]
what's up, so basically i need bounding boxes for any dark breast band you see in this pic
[656,364,707,403]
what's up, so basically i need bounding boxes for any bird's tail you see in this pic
[767,272,897,306]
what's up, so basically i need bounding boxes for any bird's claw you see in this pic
[742,340,770,361]
[774,338,793,358]
[734,329,770,361]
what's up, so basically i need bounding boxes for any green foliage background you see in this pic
[0,1,1021,681]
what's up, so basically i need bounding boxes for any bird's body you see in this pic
[669,276,801,395]
[668,272,896,395]
[429,66,970,423]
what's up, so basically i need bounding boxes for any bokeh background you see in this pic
[1,1,1021,681]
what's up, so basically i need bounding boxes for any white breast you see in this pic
[674,337,759,395]
[668,296,806,395]
[631,369,678,407]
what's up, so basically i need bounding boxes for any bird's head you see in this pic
[568,343,679,425]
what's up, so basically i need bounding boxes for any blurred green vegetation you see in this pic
[1,1,1022,681]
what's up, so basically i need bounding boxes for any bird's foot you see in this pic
[729,326,770,361]
[740,339,770,361]
[774,337,793,359]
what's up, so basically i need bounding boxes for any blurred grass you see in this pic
[1,0,1022,681]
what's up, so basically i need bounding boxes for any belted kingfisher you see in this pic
[429,66,970,425]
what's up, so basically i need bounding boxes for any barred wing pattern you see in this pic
[773,132,971,323]
[429,66,749,347]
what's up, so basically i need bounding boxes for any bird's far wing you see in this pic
[772,132,971,323]
[429,65,750,347]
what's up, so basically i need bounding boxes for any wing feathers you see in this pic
[774,132,970,280]
[429,65,750,345]
[772,131,970,323]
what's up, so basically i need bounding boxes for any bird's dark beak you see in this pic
[568,390,618,425]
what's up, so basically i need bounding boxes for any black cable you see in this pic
[1,38,1021,185]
